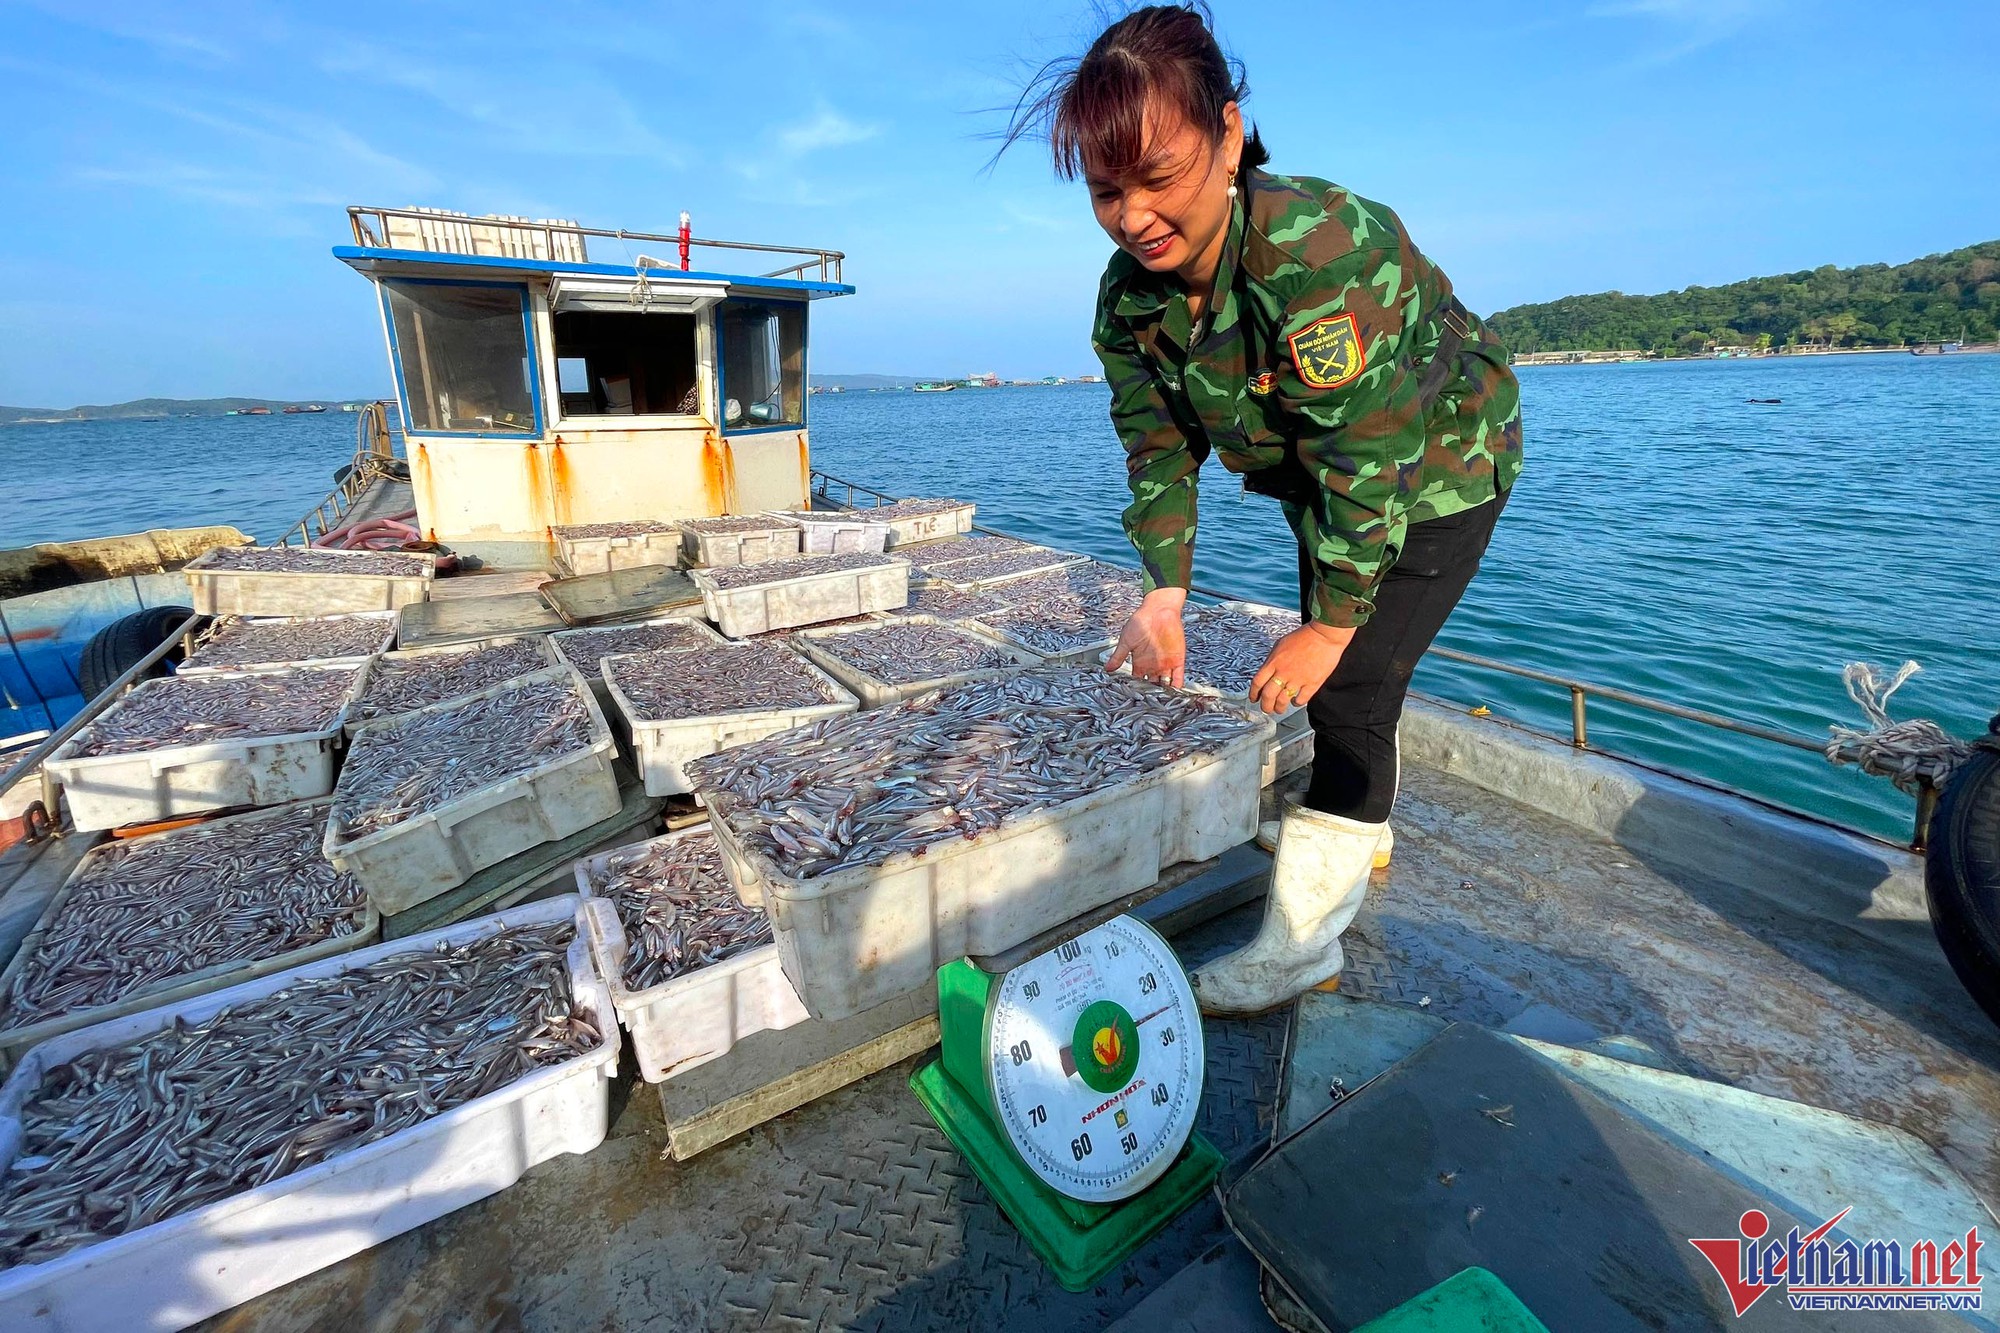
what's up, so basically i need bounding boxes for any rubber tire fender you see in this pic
[1925,742,2000,1027]
[77,605,199,699]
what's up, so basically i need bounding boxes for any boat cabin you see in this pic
[336,206,851,569]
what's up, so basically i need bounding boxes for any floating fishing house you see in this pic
[338,206,851,569]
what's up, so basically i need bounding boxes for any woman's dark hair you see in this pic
[999,3,1268,180]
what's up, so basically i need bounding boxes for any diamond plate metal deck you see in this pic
[206,907,1289,1333]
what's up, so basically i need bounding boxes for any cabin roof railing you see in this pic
[346,205,845,284]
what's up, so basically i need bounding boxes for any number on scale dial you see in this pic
[984,916,1203,1204]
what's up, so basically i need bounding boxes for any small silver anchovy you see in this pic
[687,667,1256,881]
[876,579,1012,622]
[0,803,367,1030]
[553,622,716,677]
[978,563,1146,657]
[0,922,595,1270]
[584,829,772,991]
[332,674,594,841]
[184,615,390,670]
[902,535,1032,574]
[604,642,841,722]
[552,520,676,539]
[347,639,552,724]
[810,622,1016,686]
[199,547,431,577]
[1181,603,1298,696]
[696,552,899,592]
[68,667,358,759]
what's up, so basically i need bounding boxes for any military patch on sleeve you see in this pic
[1248,371,1275,396]
[1287,313,1366,390]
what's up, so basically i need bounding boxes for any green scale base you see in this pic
[909,958,1224,1293]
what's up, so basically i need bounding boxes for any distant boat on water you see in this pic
[282,404,328,414]
[238,406,272,416]
[912,381,957,393]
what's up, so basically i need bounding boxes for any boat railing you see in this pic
[809,468,1931,851]
[345,206,846,285]
[275,401,400,549]
[0,612,206,824]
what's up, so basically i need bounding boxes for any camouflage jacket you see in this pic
[1092,168,1524,627]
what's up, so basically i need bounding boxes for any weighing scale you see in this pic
[910,914,1223,1291]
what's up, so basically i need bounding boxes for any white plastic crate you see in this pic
[46,664,365,832]
[183,547,436,617]
[0,896,617,1333]
[1267,709,1314,786]
[551,522,683,577]
[865,499,977,548]
[325,668,623,915]
[0,800,381,1064]
[770,510,892,555]
[678,518,800,568]
[575,829,809,1082]
[700,690,1272,1020]
[177,612,397,675]
[793,614,1042,708]
[603,645,857,797]
[691,555,911,639]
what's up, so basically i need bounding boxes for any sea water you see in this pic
[3,353,1993,841]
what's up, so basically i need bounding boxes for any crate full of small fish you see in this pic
[0,800,376,1060]
[551,520,683,577]
[0,897,618,1333]
[875,577,1013,623]
[179,612,397,674]
[327,667,621,914]
[689,667,1271,1019]
[677,515,801,568]
[1185,601,1316,784]
[575,827,807,1082]
[793,615,1040,708]
[46,664,365,832]
[690,551,910,638]
[899,533,1032,575]
[343,634,561,734]
[978,561,1147,663]
[183,545,436,617]
[549,617,727,717]
[769,509,892,556]
[602,641,857,797]
[933,545,1088,589]
[853,496,976,547]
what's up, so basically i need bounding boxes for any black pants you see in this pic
[1292,493,1506,822]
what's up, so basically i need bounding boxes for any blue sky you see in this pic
[1,0,1994,404]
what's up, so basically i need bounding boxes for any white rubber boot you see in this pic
[1258,818,1391,869]
[1195,804,1383,1017]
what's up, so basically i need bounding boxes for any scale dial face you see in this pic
[984,915,1203,1204]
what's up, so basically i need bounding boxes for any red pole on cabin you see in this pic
[679,212,691,271]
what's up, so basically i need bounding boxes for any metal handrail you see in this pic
[275,402,399,549]
[347,206,846,284]
[808,467,1925,844]
[0,612,205,816]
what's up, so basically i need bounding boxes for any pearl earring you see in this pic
[1227,172,1238,201]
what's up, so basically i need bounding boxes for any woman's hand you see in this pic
[1249,622,1356,714]
[1107,587,1188,688]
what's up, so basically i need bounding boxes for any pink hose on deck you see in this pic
[314,509,420,550]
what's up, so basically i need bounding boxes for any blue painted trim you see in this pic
[336,246,852,298]
[724,425,811,437]
[379,277,544,439]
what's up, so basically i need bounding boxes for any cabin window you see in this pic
[383,280,537,435]
[551,310,701,418]
[720,301,805,430]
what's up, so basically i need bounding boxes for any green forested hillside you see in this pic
[1487,240,2000,355]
